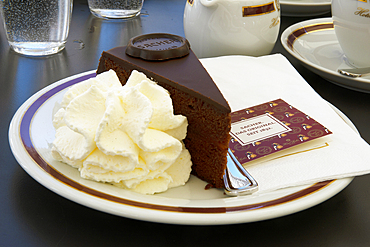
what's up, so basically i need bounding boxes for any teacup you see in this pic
[332,0,370,67]
[184,0,280,58]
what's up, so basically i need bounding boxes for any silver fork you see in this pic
[223,148,258,196]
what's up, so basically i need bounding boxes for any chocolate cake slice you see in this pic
[97,33,231,188]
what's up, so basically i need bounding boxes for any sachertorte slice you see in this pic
[97,33,231,188]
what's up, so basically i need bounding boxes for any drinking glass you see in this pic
[0,0,73,56]
[88,0,144,19]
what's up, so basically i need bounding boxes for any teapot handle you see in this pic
[200,0,219,7]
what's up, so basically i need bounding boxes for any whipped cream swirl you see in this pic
[51,70,192,194]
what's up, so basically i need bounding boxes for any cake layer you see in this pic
[97,46,231,188]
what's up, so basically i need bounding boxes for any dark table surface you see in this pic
[2,0,370,246]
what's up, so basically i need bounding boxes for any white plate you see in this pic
[9,70,354,225]
[280,0,331,17]
[281,17,370,93]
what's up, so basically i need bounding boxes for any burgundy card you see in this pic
[229,99,332,165]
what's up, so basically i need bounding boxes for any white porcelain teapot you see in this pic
[184,0,280,58]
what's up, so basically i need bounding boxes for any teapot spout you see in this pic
[200,0,218,7]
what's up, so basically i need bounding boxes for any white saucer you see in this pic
[280,0,331,17]
[281,17,370,93]
[9,69,354,225]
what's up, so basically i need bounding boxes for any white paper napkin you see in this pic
[200,54,370,193]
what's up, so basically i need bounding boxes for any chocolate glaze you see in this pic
[97,46,231,114]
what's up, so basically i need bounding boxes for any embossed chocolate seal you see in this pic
[125,33,190,61]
